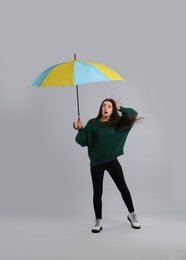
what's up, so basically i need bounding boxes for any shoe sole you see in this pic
[127,217,141,229]
[91,226,103,233]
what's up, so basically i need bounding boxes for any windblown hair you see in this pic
[95,98,140,132]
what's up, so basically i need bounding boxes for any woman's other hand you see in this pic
[115,101,121,111]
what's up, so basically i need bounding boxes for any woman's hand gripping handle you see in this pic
[73,117,83,130]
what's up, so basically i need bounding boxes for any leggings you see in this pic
[90,158,135,219]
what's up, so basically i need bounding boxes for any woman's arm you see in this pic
[118,106,138,117]
[75,126,88,147]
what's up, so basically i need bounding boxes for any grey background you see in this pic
[0,0,185,259]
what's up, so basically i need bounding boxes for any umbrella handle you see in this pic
[73,116,81,130]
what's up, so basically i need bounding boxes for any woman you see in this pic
[74,98,141,233]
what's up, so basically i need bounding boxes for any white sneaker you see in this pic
[91,218,103,233]
[127,212,141,229]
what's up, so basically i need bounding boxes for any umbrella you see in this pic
[31,53,124,129]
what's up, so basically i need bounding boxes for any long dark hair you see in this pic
[95,98,140,131]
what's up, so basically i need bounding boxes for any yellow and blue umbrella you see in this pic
[31,54,124,128]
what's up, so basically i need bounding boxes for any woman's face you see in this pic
[101,101,113,118]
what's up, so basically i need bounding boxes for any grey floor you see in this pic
[1,214,185,260]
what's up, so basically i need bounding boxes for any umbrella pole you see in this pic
[76,84,80,119]
[73,52,81,130]
[73,84,81,129]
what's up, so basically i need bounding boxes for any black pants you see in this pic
[90,158,135,219]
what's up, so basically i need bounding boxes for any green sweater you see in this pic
[75,107,137,166]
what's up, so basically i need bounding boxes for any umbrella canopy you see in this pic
[31,59,124,87]
[31,53,124,129]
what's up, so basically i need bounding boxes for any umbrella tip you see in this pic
[74,53,76,60]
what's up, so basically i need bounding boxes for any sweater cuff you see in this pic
[119,106,137,116]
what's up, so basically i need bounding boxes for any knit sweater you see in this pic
[75,106,137,166]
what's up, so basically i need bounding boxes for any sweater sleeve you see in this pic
[75,127,87,147]
[119,106,138,117]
